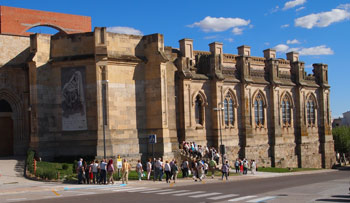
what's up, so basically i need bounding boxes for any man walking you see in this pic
[100,159,107,184]
[221,161,229,180]
[121,159,131,184]
[209,159,217,178]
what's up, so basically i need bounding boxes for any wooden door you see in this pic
[0,117,13,156]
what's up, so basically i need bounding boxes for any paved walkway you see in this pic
[0,157,342,197]
[0,157,29,184]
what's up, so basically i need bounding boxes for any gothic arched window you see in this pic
[307,98,315,125]
[195,95,204,125]
[282,95,291,126]
[224,93,235,126]
[254,93,264,126]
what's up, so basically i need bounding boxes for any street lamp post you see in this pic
[214,103,225,165]
[102,79,108,159]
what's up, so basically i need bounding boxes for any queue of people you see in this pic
[76,155,257,184]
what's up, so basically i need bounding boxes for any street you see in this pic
[0,169,349,203]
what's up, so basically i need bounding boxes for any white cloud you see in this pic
[337,4,350,10]
[295,8,350,29]
[298,45,334,55]
[286,39,300,44]
[273,44,334,55]
[225,38,234,43]
[281,24,290,28]
[296,7,305,12]
[107,26,143,35]
[232,27,243,35]
[188,16,250,32]
[274,44,290,53]
[283,0,306,10]
[271,6,280,13]
[264,42,270,46]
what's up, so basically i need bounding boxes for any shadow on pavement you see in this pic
[337,166,350,171]
[316,195,350,202]
[332,195,350,198]
[316,199,350,202]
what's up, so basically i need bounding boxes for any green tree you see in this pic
[332,126,350,154]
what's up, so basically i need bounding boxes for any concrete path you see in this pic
[0,157,39,185]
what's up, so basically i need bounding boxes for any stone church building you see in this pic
[0,6,335,168]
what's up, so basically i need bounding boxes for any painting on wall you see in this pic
[61,66,87,131]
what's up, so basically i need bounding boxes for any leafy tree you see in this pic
[332,126,350,154]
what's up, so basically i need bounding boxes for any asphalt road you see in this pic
[17,169,349,203]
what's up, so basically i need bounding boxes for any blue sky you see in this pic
[1,0,349,118]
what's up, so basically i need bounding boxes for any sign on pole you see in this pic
[149,134,157,144]
[117,158,122,169]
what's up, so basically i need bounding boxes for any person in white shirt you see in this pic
[251,160,256,175]
[164,160,171,183]
[92,160,99,184]
[154,158,161,181]
[197,161,204,181]
[146,159,152,180]
[136,160,143,181]
[203,161,208,178]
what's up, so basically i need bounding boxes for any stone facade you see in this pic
[0,7,336,168]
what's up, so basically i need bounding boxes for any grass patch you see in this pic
[257,167,322,173]
[36,161,74,180]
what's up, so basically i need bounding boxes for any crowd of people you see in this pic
[76,158,115,184]
[182,141,221,164]
[76,146,258,184]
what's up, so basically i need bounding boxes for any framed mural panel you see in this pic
[61,66,88,131]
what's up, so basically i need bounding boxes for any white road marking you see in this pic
[228,195,257,202]
[6,198,27,202]
[141,189,174,193]
[112,187,148,192]
[64,191,97,196]
[189,192,222,198]
[207,194,239,200]
[100,186,129,191]
[156,190,190,194]
[246,196,277,202]
[126,188,160,192]
[173,191,205,196]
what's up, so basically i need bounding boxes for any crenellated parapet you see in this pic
[174,39,327,88]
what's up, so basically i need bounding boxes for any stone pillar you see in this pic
[238,45,251,56]
[179,38,195,66]
[209,42,224,149]
[236,55,253,159]
[143,34,173,159]
[28,34,52,151]
[265,59,280,167]
[287,52,299,62]
[263,49,276,59]
[313,63,335,168]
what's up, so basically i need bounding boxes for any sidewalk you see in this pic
[0,167,336,196]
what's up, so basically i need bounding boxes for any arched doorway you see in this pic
[0,99,14,156]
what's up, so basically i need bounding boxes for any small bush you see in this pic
[44,169,57,180]
[62,164,69,170]
[36,167,44,178]
[26,149,35,174]
[73,160,78,173]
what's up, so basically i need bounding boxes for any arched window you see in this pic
[195,95,204,125]
[307,98,315,125]
[254,93,264,126]
[224,93,235,126]
[281,95,291,126]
